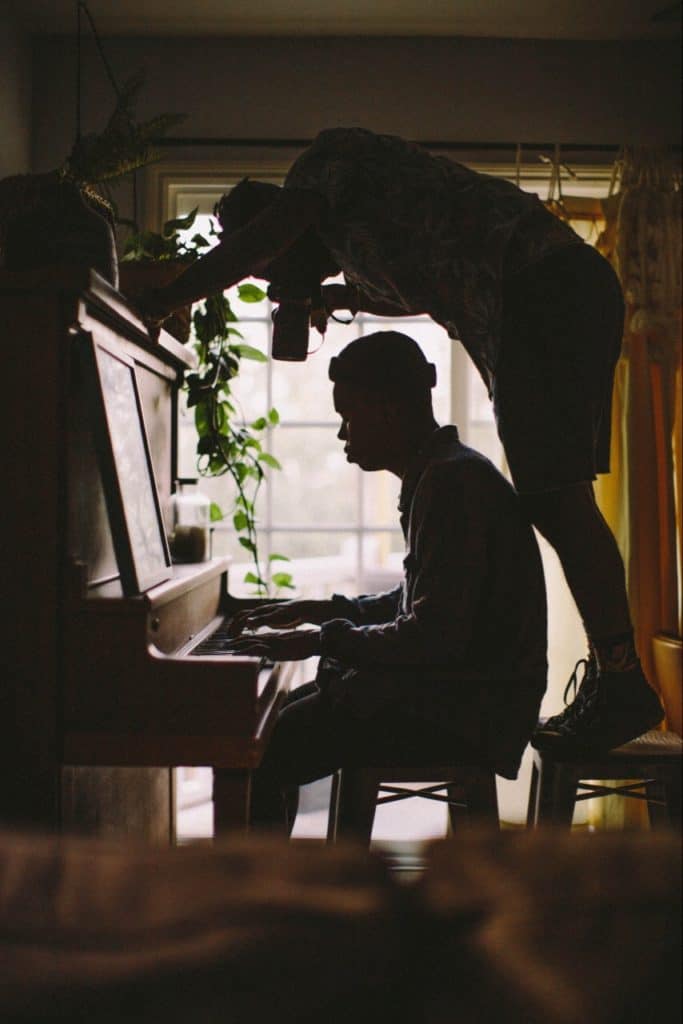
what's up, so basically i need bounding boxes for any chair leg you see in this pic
[550,765,578,827]
[645,780,670,830]
[466,770,499,828]
[535,759,577,828]
[446,772,499,832]
[664,772,682,828]
[534,757,555,826]
[527,760,540,828]
[446,780,469,833]
[326,770,340,843]
[333,767,379,845]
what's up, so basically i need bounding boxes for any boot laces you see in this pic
[562,658,589,706]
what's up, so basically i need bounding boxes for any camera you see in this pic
[271,301,311,362]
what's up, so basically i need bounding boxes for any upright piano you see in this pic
[0,267,289,842]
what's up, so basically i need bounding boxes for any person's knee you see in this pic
[259,688,341,785]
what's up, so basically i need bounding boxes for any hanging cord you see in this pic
[538,144,578,220]
[77,1,123,103]
[75,1,82,145]
[607,145,624,198]
[550,143,562,204]
[75,1,138,222]
[515,142,522,188]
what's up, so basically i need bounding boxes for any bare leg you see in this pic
[520,481,632,647]
[523,482,664,752]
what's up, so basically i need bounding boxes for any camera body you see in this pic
[271,301,311,362]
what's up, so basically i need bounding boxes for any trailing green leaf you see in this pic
[233,343,268,362]
[258,452,282,470]
[238,283,267,303]
[272,572,295,590]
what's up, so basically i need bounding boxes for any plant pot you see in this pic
[0,174,118,287]
[118,260,193,344]
[652,633,682,735]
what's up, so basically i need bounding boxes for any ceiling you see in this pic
[10,0,683,40]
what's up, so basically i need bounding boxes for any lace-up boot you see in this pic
[536,656,598,735]
[531,660,664,756]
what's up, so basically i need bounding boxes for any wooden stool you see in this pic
[527,730,682,829]
[327,762,499,844]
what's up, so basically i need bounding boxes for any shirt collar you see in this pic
[398,425,460,514]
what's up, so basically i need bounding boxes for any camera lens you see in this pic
[271,302,310,362]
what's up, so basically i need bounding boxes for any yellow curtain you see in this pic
[594,149,682,694]
[549,152,682,827]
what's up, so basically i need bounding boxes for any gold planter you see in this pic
[652,633,682,735]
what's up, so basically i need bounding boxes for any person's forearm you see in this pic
[301,598,337,625]
[153,243,253,313]
[319,612,467,667]
[329,587,402,626]
[156,189,324,316]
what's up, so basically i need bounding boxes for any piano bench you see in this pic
[327,762,499,845]
[526,729,683,829]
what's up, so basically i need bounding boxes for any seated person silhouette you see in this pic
[225,331,548,832]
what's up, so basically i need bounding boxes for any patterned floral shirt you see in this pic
[285,127,582,392]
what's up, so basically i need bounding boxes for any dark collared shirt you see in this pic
[318,427,547,776]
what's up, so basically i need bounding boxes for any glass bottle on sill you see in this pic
[169,478,211,563]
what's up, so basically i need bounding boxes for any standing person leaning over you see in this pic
[142,126,664,754]
[223,332,547,832]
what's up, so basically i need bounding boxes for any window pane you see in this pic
[468,423,506,473]
[358,532,404,594]
[361,471,402,528]
[177,392,200,479]
[469,362,495,424]
[270,426,359,527]
[269,531,359,594]
[211,523,247,565]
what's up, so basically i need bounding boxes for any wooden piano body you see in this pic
[0,268,289,841]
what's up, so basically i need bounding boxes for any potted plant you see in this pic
[0,74,182,288]
[118,206,209,344]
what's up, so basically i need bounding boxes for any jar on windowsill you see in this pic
[169,479,211,563]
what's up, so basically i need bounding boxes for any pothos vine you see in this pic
[186,287,294,595]
[123,205,293,594]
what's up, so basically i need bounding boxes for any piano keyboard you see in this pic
[187,618,274,670]
[189,617,238,656]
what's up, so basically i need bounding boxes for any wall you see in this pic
[30,34,681,174]
[0,2,31,177]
